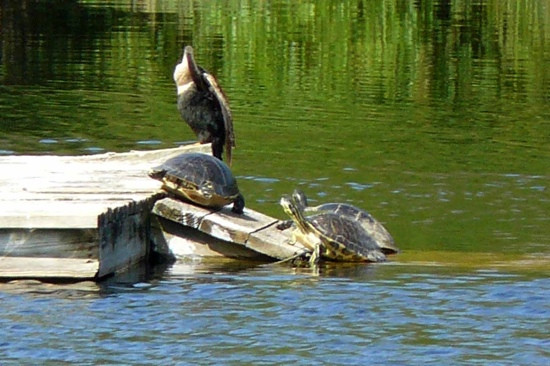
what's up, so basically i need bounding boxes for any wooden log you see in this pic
[152,197,307,261]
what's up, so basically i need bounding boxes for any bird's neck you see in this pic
[177,82,195,96]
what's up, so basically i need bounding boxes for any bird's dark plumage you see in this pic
[173,46,235,165]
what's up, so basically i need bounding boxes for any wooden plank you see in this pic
[152,217,269,260]
[0,257,99,279]
[96,197,158,278]
[152,197,282,243]
[0,143,211,168]
[0,229,97,258]
[0,143,211,230]
[199,205,276,244]
[152,197,308,260]
[247,223,307,260]
[68,143,211,164]
[0,279,100,294]
[0,201,138,229]
[151,196,210,229]
[199,205,307,259]
[0,144,211,280]
[151,199,253,258]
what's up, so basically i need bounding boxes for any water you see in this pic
[1,262,549,365]
[1,0,549,364]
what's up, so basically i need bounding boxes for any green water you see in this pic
[1,0,547,257]
[0,1,549,363]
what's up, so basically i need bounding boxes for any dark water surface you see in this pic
[1,0,549,364]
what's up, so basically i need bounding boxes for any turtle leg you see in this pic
[272,249,311,265]
[276,220,294,230]
[309,243,321,265]
[231,194,245,214]
[367,250,387,262]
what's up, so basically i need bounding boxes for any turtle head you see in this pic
[231,193,245,215]
[280,195,304,222]
[280,195,310,239]
[148,166,166,181]
[173,45,200,94]
[279,195,294,217]
[371,222,400,254]
[291,189,309,210]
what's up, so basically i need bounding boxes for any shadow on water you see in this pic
[0,257,274,298]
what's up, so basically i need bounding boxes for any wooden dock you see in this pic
[0,143,303,281]
[151,197,305,261]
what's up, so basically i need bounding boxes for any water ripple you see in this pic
[1,264,548,365]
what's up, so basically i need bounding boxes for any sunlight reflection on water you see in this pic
[0,263,548,364]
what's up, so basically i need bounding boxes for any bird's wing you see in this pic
[204,73,235,166]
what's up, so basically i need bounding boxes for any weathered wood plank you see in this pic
[1,201,136,229]
[0,143,211,230]
[151,196,209,229]
[247,223,307,260]
[0,229,97,258]
[199,206,276,244]
[152,217,269,260]
[0,257,99,279]
[152,197,308,260]
[0,143,211,280]
[96,197,157,278]
[0,143,308,279]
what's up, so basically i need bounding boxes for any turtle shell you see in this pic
[308,203,397,254]
[280,195,385,263]
[291,189,398,254]
[149,152,243,212]
[306,213,386,262]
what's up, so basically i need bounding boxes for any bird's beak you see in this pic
[174,46,195,88]
[183,46,195,68]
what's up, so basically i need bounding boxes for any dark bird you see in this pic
[173,46,235,165]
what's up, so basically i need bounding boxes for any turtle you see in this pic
[280,189,399,255]
[279,194,386,264]
[149,152,244,214]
